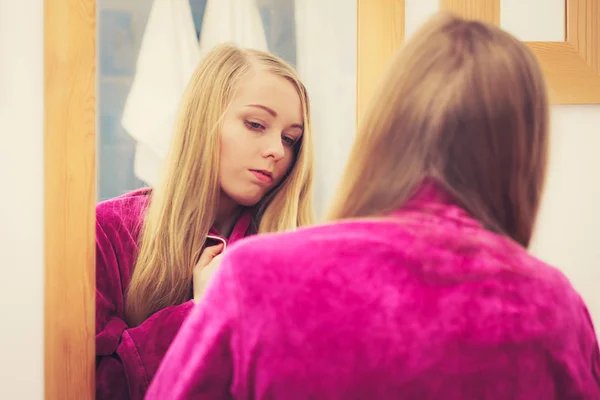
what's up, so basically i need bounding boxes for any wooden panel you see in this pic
[44,0,96,398]
[357,0,405,121]
[439,0,500,25]
[567,0,600,76]
[439,0,600,104]
[528,42,600,104]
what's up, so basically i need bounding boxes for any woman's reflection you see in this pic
[95,44,315,400]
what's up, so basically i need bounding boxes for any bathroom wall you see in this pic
[0,0,44,398]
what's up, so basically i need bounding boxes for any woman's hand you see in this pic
[193,243,224,302]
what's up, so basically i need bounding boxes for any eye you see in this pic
[244,120,265,132]
[282,136,297,147]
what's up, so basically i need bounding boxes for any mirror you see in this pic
[44,0,397,398]
[43,0,396,399]
[94,0,359,398]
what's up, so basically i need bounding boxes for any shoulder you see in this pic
[223,215,586,311]
[222,216,595,342]
[95,188,151,280]
[96,187,151,232]
[225,219,386,259]
[220,219,407,288]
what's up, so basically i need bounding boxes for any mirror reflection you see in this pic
[97,0,356,398]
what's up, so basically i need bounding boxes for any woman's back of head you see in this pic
[328,12,549,248]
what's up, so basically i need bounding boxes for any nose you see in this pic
[261,133,285,161]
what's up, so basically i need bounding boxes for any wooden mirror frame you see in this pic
[357,0,405,119]
[45,0,96,398]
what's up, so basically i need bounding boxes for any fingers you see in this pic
[193,250,225,302]
[195,243,224,269]
[204,243,224,258]
[203,254,223,277]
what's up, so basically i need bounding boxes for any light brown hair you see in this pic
[125,44,315,326]
[327,12,549,248]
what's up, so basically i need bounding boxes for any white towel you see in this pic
[198,0,268,59]
[121,0,199,186]
[121,0,268,187]
[132,142,165,190]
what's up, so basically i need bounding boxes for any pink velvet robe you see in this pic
[95,188,252,400]
[147,183,600,399]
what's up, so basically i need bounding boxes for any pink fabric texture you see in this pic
[147,183,600,399]
[95,188,252,400]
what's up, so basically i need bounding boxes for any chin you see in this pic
[231,193,265,207]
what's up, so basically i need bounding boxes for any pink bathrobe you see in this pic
[147,182,600,399]
[95,188,253,400]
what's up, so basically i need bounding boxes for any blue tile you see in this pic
[99,10,135,77]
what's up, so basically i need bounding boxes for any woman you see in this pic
[95,44,314,400]
[147,13,600,400]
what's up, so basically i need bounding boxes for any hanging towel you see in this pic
[121,0,268,187]
[132,142,164,189]
[198,0,268,59]
[121,0,199,186]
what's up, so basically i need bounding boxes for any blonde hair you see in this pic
[328,12,549,248]
[126,44,314,326]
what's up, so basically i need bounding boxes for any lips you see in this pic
[254,169,272,178]
[250,169,273,184]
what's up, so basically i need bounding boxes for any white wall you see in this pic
[531,107,600,327]
[406,0,600,329]
[501,0,600,331]
[0,0,45,398]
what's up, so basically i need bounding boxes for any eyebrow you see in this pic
[245,104,304,130]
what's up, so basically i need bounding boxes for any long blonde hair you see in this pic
[328,12,549,248]
[126,44,314,326]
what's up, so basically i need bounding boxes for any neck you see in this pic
[214,193,242,238]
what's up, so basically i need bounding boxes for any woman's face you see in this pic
[218,69,303,208]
